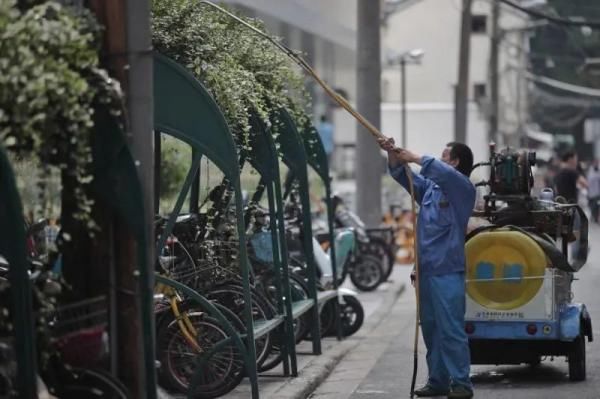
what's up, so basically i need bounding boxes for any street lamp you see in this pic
[387,49,424,149]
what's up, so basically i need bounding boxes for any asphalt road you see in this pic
[311,224,600,399]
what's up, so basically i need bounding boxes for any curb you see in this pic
[273,280,407,399]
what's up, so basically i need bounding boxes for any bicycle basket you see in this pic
[249,231,274,263]
[51,296,107,369]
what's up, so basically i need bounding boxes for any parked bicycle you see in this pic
[0,250,128,399]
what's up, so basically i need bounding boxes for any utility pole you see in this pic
[455,0,473,143]
[489,0,500,145]
[401,58,407,149]
[516,26,531,148]
[356,0,382,227]
[88,1,155,397]
[126,0,157,397]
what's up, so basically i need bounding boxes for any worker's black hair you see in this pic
[560,150,576,163]
[320,114,328,122]
[446,142,473,177]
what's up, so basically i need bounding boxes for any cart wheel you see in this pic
[568,334,586,381]
[527,356,541,368]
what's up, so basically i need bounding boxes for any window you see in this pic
[474,83,487,102]
[471,15,487,34]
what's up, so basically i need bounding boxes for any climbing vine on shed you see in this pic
[0,0,124,227]
[151,0,312,155]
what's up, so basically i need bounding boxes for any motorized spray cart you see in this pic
[465,143,592,381]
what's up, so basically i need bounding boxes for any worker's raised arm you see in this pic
[388,163,429,205]
[378,137,430,204]
[419,156,476,214]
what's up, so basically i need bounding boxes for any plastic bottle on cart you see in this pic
[539,188,554,209]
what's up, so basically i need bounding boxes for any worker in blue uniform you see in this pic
[379,138,476,399]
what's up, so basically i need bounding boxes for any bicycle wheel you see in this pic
[319,299,336,337]
[158,239,199,287]
[54,368,129,399]
[253,273,310,372]
[257,270,310,344]
[349,254,384,292]
[360,237,395,282]
[288,273,311,343]
[157,310,244,397]
[255,327,284,373]
[339,295,364,337]
[206,284,274,368]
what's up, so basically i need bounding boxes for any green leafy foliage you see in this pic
[0,1,123,226]
[151,0,312,154]
[160,135,192,201]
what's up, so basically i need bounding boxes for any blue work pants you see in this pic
[419,272,472,390]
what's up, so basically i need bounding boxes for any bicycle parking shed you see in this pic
[0,146,37,398]
[245,114,327,375]
[298,122,343,339]
[153,53,266,398]
[274,109,341,347]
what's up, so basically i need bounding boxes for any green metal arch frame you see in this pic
[153,53,259,398]
[0,110,158,398]
[91,109,157,398]
[273,108,325,353]
[247,115,302,375]
[247,116,276,181]
[153,54,239,178]
[298,123,342,340]
[300,125,329,183]
[0,146,37,399]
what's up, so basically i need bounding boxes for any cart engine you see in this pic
[465,143,589,320]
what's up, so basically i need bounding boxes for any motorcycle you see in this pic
[313,230,364,337]
[284,194,364,337]
[317,194,395,290]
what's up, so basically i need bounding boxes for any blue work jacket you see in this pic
[390,156,476,276]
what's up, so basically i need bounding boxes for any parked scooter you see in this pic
[284,194,364,337]
[323,194,395,288]
[313,230,364,337]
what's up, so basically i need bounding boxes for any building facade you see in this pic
[221,0,357,122]
[335,0,530,170]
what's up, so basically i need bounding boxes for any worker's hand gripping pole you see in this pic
[199,2,421,395]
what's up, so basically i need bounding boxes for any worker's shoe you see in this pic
[447,385,473,399]
[414,384,449,397]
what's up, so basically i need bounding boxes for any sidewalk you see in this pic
[224,266,410,399]
[308,266,424,399]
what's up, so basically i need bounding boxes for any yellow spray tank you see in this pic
[466,229,547,311]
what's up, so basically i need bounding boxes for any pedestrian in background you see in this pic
[554,150,587,204]
[588,159,600,224]
[555,150,588,261]
[543,156,560,189]
[317,114,334,168]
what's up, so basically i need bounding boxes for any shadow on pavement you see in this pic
[471,363,569,388]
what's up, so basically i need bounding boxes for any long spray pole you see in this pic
[198,2,421,396]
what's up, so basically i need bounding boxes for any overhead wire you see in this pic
[532,85,600,107]
[484,2,599,134]
[498,0,600,29]
[526,72,600,97]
